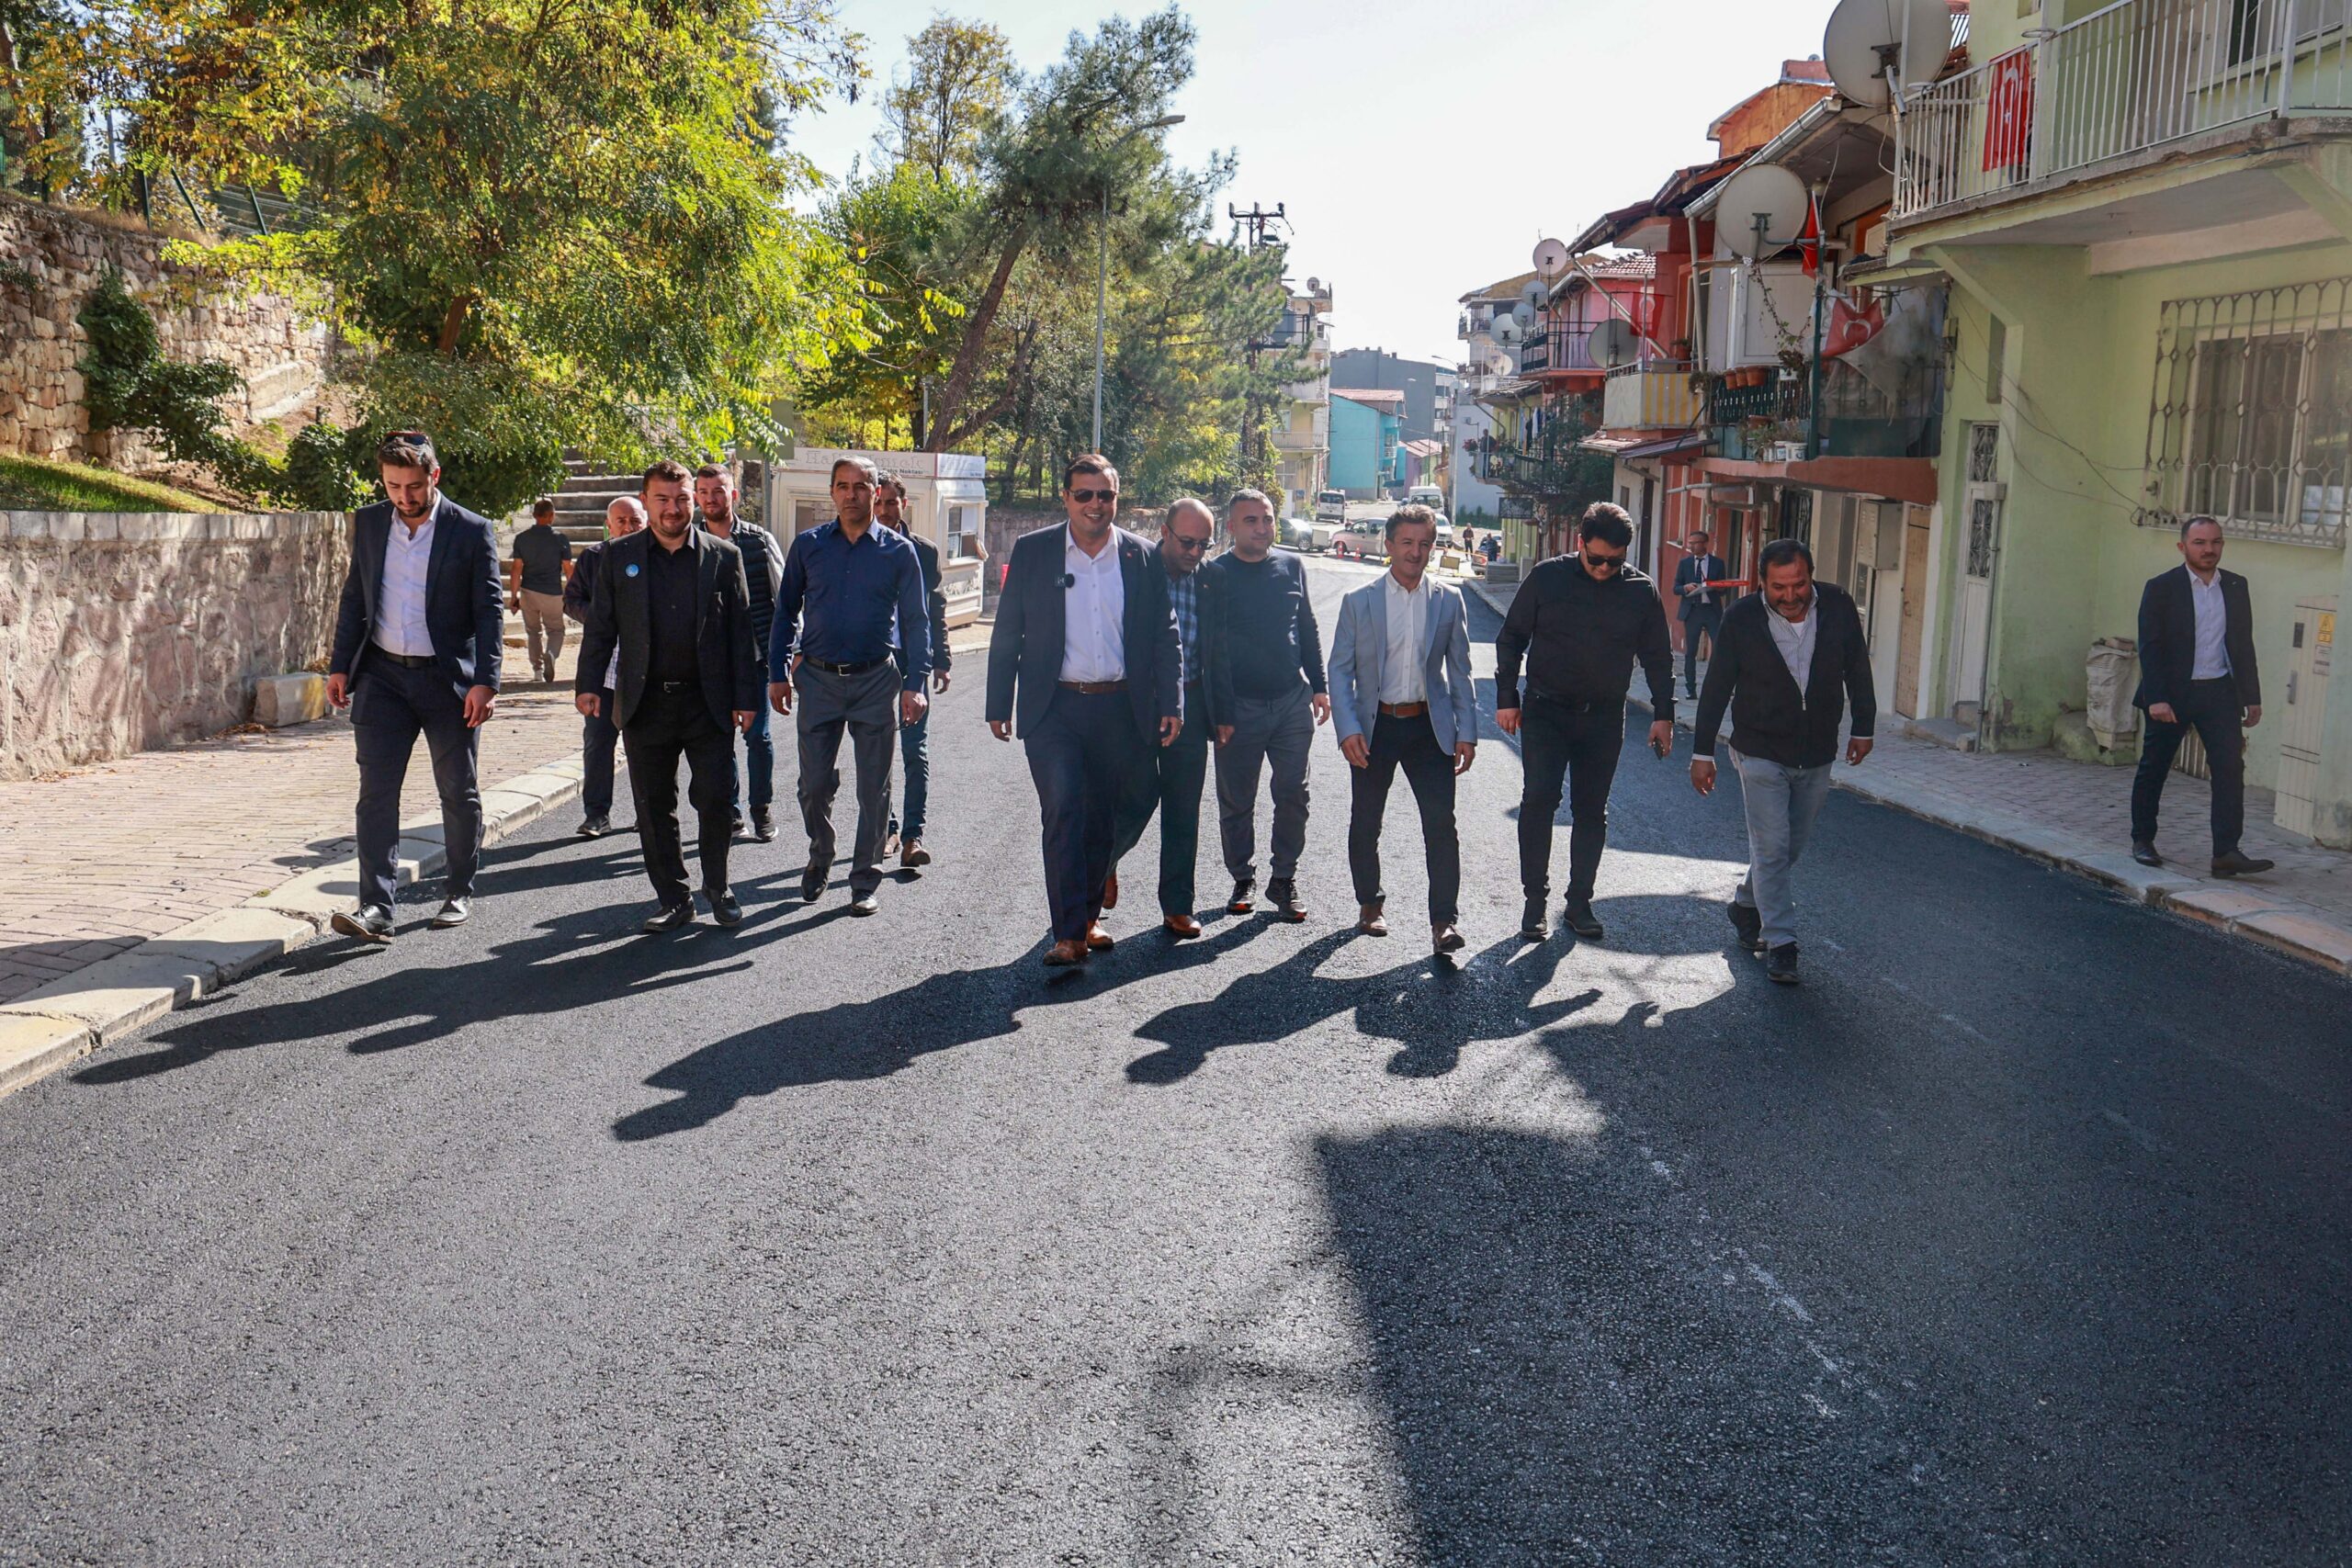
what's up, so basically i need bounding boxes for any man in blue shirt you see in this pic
[770,456,932,916]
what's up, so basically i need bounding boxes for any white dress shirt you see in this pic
[1380,572,1430,705]
[1059,528,1126,682]
[374,510,437,657]
[1767,593,1818,699]
[2188,568,2233,681]
[1690,554,1719,605]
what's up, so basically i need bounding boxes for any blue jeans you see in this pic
[729,700,774,814]
[889,704,931,841]
[1730,751,1835,950]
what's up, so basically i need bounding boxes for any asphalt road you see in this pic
[2,557,2346,1566]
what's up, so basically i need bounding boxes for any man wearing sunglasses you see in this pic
[1494,502,1676,943]
[1109,497,1218,939]
[985,455,1182,966]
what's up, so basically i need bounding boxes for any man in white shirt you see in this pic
[2131,515,2271,875]
[1327,505,1477,953]
[323,431,505,942]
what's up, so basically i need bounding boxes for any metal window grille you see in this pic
[2141,276,2352,547]
[1967,421,2000,484]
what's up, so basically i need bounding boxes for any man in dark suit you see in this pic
[1108,497,1217,938]
[575,459,763,931]
[1673,530,1725,699]
[324,430,504,943]
[562,495,645,838]
[986,454,1182,967]
[1690,536,1875,987]
[876,472,953,870]
[2131,515,2271,875]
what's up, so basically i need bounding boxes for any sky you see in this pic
[789,0,1842,368]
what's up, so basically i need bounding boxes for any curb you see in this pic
[1464,578,2352,981]
[0,756,589,1100]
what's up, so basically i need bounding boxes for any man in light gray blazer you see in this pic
[1328,505,1476,953]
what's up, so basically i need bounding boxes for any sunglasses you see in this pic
[1167,534,1210,552]
[1070,487,1119,503]
[1583,550,1627,570]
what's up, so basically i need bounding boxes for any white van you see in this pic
[1405,484,1445,511]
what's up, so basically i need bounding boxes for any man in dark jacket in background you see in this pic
[695,464,785,842]
[876,472,952,870]
[1690,536,1876,986]
[562,495,646,838]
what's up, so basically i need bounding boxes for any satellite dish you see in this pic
[1491,315,1524,345]
[1716,163,1810,262]
[1487,352,1514,375]
[1587,319,1641,370]
[1823,0,1949,109]
[1519,277,1550,311]
[1510,300,1536,329]
[1532,237,1571,277]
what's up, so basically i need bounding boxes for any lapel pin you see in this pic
[626,563,640,577]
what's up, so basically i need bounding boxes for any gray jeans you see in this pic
[1731,750,1834,951]
[796,662,900,896]
[1215,684,1314,882]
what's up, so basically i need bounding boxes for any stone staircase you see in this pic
[549,456,637,545]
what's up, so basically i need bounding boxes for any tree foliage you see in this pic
[874,18,1014,180]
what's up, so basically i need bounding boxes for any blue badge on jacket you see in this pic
[626,563,640,577]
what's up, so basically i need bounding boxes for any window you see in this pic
[946,503,984,560]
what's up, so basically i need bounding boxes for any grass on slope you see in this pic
[0,453,220,513]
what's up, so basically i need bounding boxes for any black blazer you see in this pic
[573,528,764,731]
[2132,564,2260,710]
[985,524,1181,742]
[1672,552,1724,622]
[1691,583,1877,769]
[329,496,505,697]
[905,531,953,675]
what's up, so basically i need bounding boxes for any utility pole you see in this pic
[1228,202,1285,250]
[1230,202,1286,497]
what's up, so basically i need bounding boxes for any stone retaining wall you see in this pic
[0,197,334,467]
[0,511,350,779]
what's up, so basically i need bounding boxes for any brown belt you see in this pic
[1057,680,1127,694]
[1377,701,1428,717]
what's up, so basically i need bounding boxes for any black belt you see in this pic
[374,649,436,669]
[654,680,696,694]
[1527,686,1618,715]
[802,656,888,676]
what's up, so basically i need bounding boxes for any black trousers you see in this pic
[1682,604,1722,695]
[625,687,737,908]
[351,658,481,912]
[2131,677,2247,854]
[1349,713,1461,927]
[1517,694,1624,903]
[1024,688,1149,943]
[1111,681,1210,916]
[582,686,620,819]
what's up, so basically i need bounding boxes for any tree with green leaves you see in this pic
[875,18,1015,181]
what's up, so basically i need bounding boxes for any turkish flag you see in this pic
[1798,193,1822,277]
[1822,292,1886,359]
[1984,48,2033,171]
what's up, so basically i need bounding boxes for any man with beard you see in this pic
[693,463,786,842]
[875,472,953,870]
[563,494,646,838]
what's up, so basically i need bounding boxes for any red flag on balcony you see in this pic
[1984,48,2034,171]
[1798,192,1822,276]
[1822,291,1886,359]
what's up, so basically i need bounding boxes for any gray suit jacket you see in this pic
[1328,573,1477,754]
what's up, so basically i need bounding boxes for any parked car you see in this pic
[1328,527,1388,562]
[1281,515,1317,550]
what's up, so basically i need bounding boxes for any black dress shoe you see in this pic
[800,860,831,903]
[429,897,471,929]
[1766,942,1801,985]
[751,808,776,843]
[2211,849,2276,877]
[332,906,395,944]
[730,812,747,839]
[707,887,742,926]
[1520,898,1550,941]
[1726,899,1763,953]
[642,902,695,932]
[1227,876,1256,916]
[1562,897,1605,941]
[1265,878,1306,922]
[849,891,880,917]
[2130,840,2162,868]
[578,815,610,839]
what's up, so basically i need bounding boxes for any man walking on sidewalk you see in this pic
[876,472,952,870]
[771,456,931,917]
[1327,505,1476,954]
[1109,497,1217,938]
[508,498,572,682]
[1202,488,1329,922]
[324,430,503,942]
[2130,515,2273,877]
[563,495,645,838]
[1673,529,1724,700]
[694,464,785,843]
[1690,537,1876,987]
[1494,502,1675,943]
[576,460,763,931]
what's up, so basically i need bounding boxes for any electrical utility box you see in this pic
[2276,595,2335,839]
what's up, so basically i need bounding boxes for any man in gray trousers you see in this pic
[769,456,932,917]
[1200,488,1329,921]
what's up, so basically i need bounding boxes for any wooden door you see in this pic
[1895,507,1931,716]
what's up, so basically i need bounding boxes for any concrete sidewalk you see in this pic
[1468,575,2352,978]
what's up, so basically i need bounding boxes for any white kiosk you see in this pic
[758,447,989,629]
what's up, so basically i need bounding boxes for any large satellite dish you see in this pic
[1823,0,1949,109]
[1587,319,1641,371]
[1510,300,1537,329]
[1532,237,1571,277]
[1519,276,1550,311]
[1491,314,1524,346]
[1487,350,1515,375]
[1716,163,1810,263]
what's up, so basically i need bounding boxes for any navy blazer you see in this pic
[1672,552,1725,623]
[985,524,1181,743]
[330,495,505,697]
[2132,564,2260,710]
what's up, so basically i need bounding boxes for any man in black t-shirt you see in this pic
[509,498,573,682]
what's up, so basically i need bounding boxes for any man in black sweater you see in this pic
[694,464,785,842]
[1690,536,1876,986]
[1494,502,1676,942]
[1201,488,1329,921]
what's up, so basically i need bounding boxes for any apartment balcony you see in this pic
[1600,362,1705,430]
[1473,431,1615,501]
[1518,328,1601,377]
[1704,360,1946,463]
[1894,0,2352,226]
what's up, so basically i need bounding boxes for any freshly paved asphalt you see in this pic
[2,557,2346,1566]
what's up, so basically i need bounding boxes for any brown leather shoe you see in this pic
[1432,923,1466,954]
[1101,869,1120,910]
[1357,903,1388,936]
[1163,913,1204,939]
[1044,938,1089,967]
[1085,920,1115,952]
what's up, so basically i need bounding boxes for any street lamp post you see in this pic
[1092,114,1185,453]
